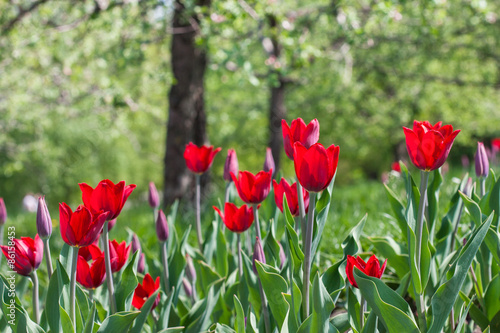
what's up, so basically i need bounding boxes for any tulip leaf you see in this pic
[484,274,500,321]
[83,302,96,333]
[213,323,237,333]
[283,197,304,276]
[455,297,474,333]
[346,286,361,333]
[427,213,493,333]
[129,289,160,333]
[182,279,223,333]
[459,291,489,331]
[96,311,139,332]
[115,251,139,313]
[427,169,443,236]
[297,273,335,333]
[488,175,500,228]
[215,226,228,277]
[311,177,335,258]
[353,269,420,333]
[157,327,185,333]
[368,237,409,280]
[384,184,408,240]
[264,220,282,269]
[158,287,175,330]
[59,305,74,333]
[330,312,350,332]
[233,295,245,333]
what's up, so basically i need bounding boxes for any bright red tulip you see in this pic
[0,235,43,276]
[183,142,221,174]
[492,138,500,151]
[78,244,103,261]
[403,121,460,171]
[293,142,339,193]
[79,179,136,221]
[231,170,272,204]
[346,255,387,288]
[109,240,131,273]
[132,273,161,310]
[282,118,320,160]
[213,203,254,233]
[273,178,309,216]
[77,254,106,290]
[59,203,108,248]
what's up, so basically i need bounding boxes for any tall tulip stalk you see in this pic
[37,196,53,279]
[156,209,170,291]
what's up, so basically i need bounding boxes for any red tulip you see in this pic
[0,235,43,276]
[183,142,221,174]
[76,254,106,290]
[132,273,161,310]
[346,255,387,288]
[231,170,272,204]
[59,203,108,248]
[213,203,254,233]
[79,179,136,221]
[391,162,401,173]
[282,118,320,160]
[293,142,340,193]
[109,240,131,273]
[78,244,103,261]
[273,178,309,216]
[403,121,460,171]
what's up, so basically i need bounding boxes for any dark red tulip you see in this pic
[273,178,309,216]
[148,182,160,208]
[403,121,460,171]
[79,179,136,221]
[282,118,320,160]
[77,254,106,290]
[0,235,43,276]
[109,240,131,273]
[213,203,254,233]
[0,198,6,225]
[231,170,272,204]
[391,162,401,173]
[132,273,161,310]
[78,244,103,261]
[183,142,221,174]
[346,255,387,288]
[224,149,239,181]
[293,142,340,193]
[59,203,108,248]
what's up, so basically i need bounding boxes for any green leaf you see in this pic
[213,323,237,333]
[96,311,139,332]
[233,295,245,333]
[129,289,160,333]
[354,269,419,333]
[484,274,500,321]
[59,305,74,333]
[309,273,335,333]
[283,196,304,276]
[368,237,409,279]
[311,177,335,257]
[83,302,96,333]
[215,226,229,277]
[182,279,223,333]
[157,327,185,333]
[115,251,138,312]
[427,213,493,333]
[427,169,443,237]
[384,184,408,240]
[347,286,361,332]
[454,297,473,333]
[330,312,350,332]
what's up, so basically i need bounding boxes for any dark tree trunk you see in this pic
[164,0,210,206]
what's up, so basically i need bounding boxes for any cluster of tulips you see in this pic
[1,117,498,333]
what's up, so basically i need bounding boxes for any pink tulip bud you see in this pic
[131,233,141,254]
[263,148,275,176]
[36,196,52,239]
[475,142,489,178]
[137,252,146,273]
[0,198,7,225]
[148,182,160,208]
[156,210,169,242]
[185,254,196,282]
[252,237,266,275]
[278,242,286,270]
[182,277,193,298]
[224,149,239,182]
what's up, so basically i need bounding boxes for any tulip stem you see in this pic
[195,175,203,252]
[415,171,429,331]
[252,204,262,242]
[224,181,231,203]
[296,179,307,244]
[161,241,170,292]
[480,177,485,198]
[360,296,365,328]
[237,234,243,277]
[302,191,316,319]
[30,271,40,324]
[102,221,117,314]
[89,289,94,302]
[69,246,78,332]
[43,238,53,280]
[258,280,271,333]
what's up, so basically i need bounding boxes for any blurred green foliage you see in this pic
[1,0,500,211]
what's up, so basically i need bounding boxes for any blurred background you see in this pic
[1,0,500,233]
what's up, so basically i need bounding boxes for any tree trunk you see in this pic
[164,0,209,206]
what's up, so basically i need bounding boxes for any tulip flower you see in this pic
[183,142,221,175]
[231,170,272,204]
[223,149,239,182]
[273,178,309,217]
[403,121,460,172]
[213,203,254,233]
[475,142,489,196]
[293,142,340,193]
[0,198,7,225]
[492,138,500,152]
[132,273,161,311]
[109,240,131,273]
[148,182,160,208]
[263,148,275,176]
[79,244,103,261]
[59,203,108,248]
[77,254,106,291]
[37,196,54,278]
[281,118,320,160]
[346,255,387,288]
[1,235,43,276]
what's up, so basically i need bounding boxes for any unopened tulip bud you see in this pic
[224,149,239,182]
[182,277,193,298]
[36,196,52,239]
[137,252,146,273]
[185,254,196,283]
[148,182,160,208]
[252,237,266,275]
[0,198,7,225]
[156,210,169,242]
[131,233,141,254]
[475,142,489,178]
[263,148,275,176]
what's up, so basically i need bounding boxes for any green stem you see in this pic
[195,175,203,251]
[253,204,262,242]
[470,264,485,309]
[237,234,242,278]
[479,177,485,198]
[302,191,316,319]
[224,181,231,203]
[30,271,40,324]
[296,179,307,245]
[43,238,53,280]
[161,241,170,291]
[258,280,271,333]
[89,289,94,302]
[70,246,78,332]
[360,296,365,328]
[416,170,429,332]
[450,307,455,332]
[102,221,117,314]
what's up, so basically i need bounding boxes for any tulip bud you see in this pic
[182,277,193,298]
[185,254,196,283]
[131,233,141,255]
[148,182,160,208]
[223,149,239,182]
[0,198,6,225]
[156,210,169,242]
[263,147,275,176]
[137,252,146,273]
[463,237,467,246]
[36,196,52,239]
[278,242,286,270]
[252,237,266,275]
[475,142,489,178]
